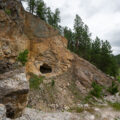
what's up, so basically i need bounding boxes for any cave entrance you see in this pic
[6,105,15,119]
[40,63,52,74]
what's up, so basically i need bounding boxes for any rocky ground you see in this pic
[17,106,120,120]
[1,103,120,120]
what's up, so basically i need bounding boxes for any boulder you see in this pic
[0,68,29,118]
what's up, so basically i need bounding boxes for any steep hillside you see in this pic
[0,0,119,119]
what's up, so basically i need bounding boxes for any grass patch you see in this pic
[51,79,55,87]
[90,82,103,98]
[117,76,120,83]
[68,81,83,101]
[68,107,84,113]
[108,81,119,95]
[114,117,120,120]
[17,49,29,66]
[109,102,120,111]
[43,83,56,104]
[83,82,104,104]
[83,94,93,104]
[68,106,95,114]
[27,104,32,108]
[29,74,44,89]
[5,8,11,15]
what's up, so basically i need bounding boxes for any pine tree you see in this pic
[27,0,36,14]
[73,14,91,60]
[91,37,101,67]
[46,7,54,25]
[36,0,47,21]
[46,8,61,30]
[64,27,74,50]
[53,8,60,29]
[74,14,83,51]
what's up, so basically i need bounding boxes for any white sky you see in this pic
[22,0,120,55]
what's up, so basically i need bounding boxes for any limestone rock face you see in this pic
[0,68,29,118]
[0,0,115,116]
[0,104,6,120]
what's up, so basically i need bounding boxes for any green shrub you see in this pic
[117,76,120,83]
[90,82,103,98]
[29,74,44,89]
[17,49,29,66]
[68,107,84,113]
[83,94,93,104]
[51,79,55,87]
[114,118,120,120]
[108,81,119,95]
[5,9,11,15]
[109,102,120,111]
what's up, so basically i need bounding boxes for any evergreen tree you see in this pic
[115,54,120,67]
[46,7,53,25]
[74,14,83,51]
[64,27,74,50]
[27,0,36,14]
[36,0,47,21]
[46,8,61,30]
[26,0,61,32]
[53,8,60,29]
[73,14,91,60]
[91,37,101,67]
[100,40,118,76]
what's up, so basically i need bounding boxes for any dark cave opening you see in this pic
[40,63,52,74]
[6,104,15,119]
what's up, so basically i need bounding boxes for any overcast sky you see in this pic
[22,0,120,55]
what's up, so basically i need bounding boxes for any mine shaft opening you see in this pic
[40,63,52,74]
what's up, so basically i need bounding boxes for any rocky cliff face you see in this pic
[0,0,115,118]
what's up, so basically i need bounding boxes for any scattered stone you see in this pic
[104,93,120,103]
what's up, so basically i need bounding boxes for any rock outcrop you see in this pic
[0,104,6,120]
[0,0,116,118]
[0,68,29,118]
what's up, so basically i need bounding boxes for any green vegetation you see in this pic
[68,107,84,113]
[117,76,120,83]
[108,81,119,95]
[83,94,93,104]
[114,118,120,120]
[5,8,11,15]
[43,83,56,103]
[116,68,120,82]
[65,16,118,76]
[115,54,120,67]
[68,81,83,101]
[17,49,29,66]
[90,82,103,98]
[68,106,95,114]
[29,74,44,89]
[109,102,120,111]
[51,79,55,87]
